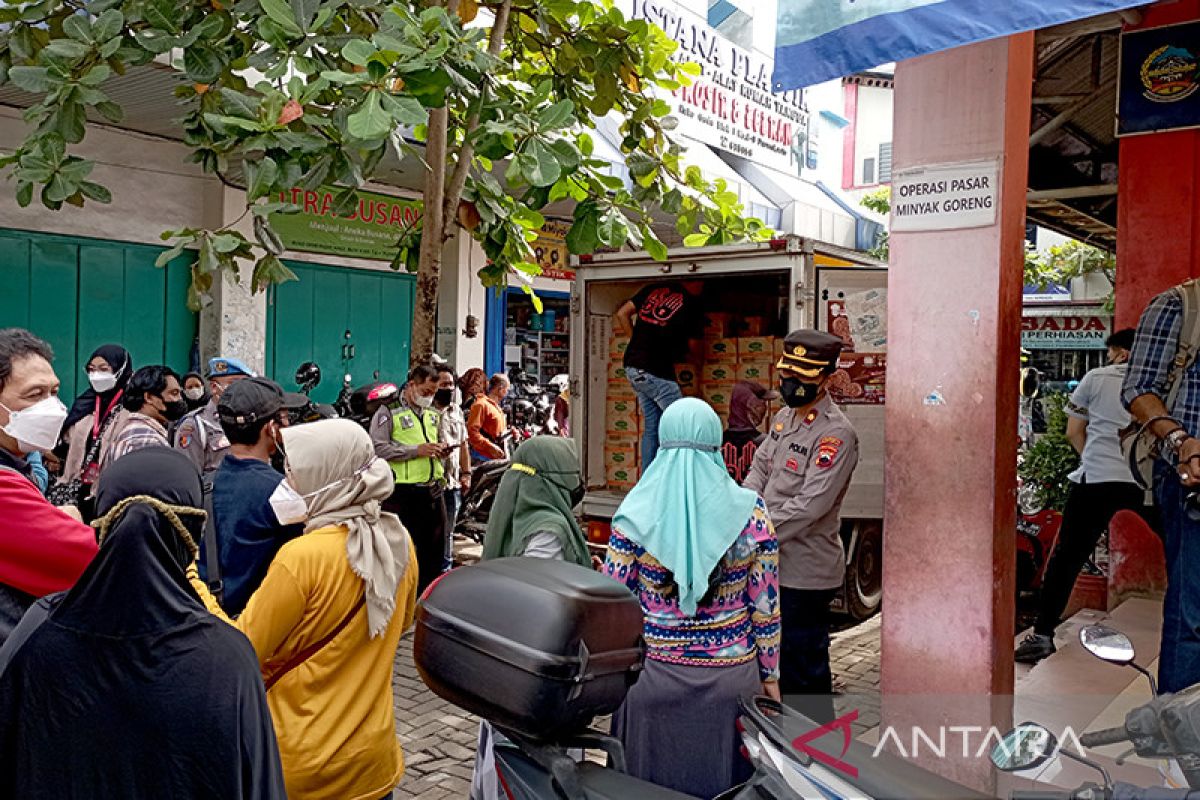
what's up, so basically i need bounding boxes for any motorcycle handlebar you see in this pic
[1010,792,1079,800]
[1079,726,1130,748]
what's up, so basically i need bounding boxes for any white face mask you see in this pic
[184,387,205,402]
[413,393,434,410]
[268,480,308,526]
[88,370,118,393]
[1,396,68,454]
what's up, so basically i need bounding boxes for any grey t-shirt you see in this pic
[1066,363,1134,485]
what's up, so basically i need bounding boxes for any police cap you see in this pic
[775,329,843,379]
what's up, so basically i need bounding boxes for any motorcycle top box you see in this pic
[413,557,645,740]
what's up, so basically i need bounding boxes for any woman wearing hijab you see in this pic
[182,371,210,412]
[722,381,779,483]
[604,398,781,798]
[54,344,132,516]
[482,436,589,565]
[474,435,590,800]
[0,448,286,800]
[194,418,418,800]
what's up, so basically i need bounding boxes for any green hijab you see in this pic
[482,436,590,568]
[612,398,759,615]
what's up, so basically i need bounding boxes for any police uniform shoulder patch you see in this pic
[814,436,843,469]
[178,431,191,448]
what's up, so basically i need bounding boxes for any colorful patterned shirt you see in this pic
[603,498,781,681]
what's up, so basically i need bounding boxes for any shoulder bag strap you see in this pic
[263,594,367,691]
[1166,280,1200,413]
[201,474,222,602]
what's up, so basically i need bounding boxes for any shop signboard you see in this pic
[1021,315,1110,350]
[1118,21,1200,136]
[622,0,809,176]
[271,187,422,261]
[890,160,999,232]
[533,221,574,281]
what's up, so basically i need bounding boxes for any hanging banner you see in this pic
[1118,22,1200,137]
[621,0,810,175]
[773,0,1148,91]
[533,221,574,281]
[271,187,422,261]
[890,160,999,232]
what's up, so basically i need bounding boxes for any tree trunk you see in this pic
[411,104,449,367]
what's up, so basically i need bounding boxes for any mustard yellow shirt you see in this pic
[193,525,418,800]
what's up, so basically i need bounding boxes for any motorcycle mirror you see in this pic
[990,724,1058,773]
[1079,624,1136,666]
[1020,367,1041,399]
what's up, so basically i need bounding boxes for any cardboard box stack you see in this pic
[697,313,778,429]
[606,333,641,490]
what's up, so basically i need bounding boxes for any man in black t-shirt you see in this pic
[614,280,704,466]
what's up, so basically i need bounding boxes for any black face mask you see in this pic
[160,397,190,422]
[434,388,455,407]
[780,377,822,408]
[569,478,586,508]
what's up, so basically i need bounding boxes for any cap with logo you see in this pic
[207,356,256,379]
[218,377,307,426]
[775,329,844,379]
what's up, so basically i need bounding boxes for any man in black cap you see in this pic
[743,329,859,723]
[205,377,308,614]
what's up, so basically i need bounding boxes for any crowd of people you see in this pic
[6,269,1200,799]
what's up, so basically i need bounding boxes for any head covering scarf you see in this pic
[282,418,411,638]
[728,381,770,433]
[612,398,760,616]
[182,371,210,411]
[64,344,132,434]
[482,436,590,567]
[0,448,286,800]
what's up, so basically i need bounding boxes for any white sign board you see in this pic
[891,160,999,232]
[621,0,810,176]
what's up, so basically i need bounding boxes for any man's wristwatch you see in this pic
[1165,427,1192,459]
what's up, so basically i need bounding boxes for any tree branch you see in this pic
[441,0,512,230]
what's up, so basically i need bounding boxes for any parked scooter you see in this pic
[990,624,1200,798]
[506,369,559,441]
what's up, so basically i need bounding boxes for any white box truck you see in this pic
[569,235,886,620]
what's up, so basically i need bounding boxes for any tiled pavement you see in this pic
[392,612,883,798]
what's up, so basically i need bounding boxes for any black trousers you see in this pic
[383,483,447,595]
[780,587,838,724]
[1033,479,1154,636]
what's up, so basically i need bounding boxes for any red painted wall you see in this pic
[1116,0,1200,328]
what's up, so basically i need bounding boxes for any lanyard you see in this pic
[93,391,124,438]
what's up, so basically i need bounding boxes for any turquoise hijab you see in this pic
[612,398,760,615]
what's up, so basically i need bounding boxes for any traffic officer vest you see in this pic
[389,406,445,485]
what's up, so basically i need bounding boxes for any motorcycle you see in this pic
[506,368,559,442]
[990,623,1200,799]
[1016,463,1066,600]
[452,430,514,546]
[344,380,399,431]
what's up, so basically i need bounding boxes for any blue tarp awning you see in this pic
[773,0,1146,91]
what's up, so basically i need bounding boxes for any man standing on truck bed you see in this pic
[743,330,858,724]
[614,280,704,467]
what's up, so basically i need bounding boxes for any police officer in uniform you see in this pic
[174,357,254,476]
[743,330,858,723]
[371,364,449,593]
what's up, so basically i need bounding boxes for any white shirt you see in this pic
[1066,363,1134,485]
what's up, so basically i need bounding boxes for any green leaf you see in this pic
[536,99,575,131]
[342,40,376,67]
[290,0,320,32]
[401,68,453,107]
[44,172,75,204]
[42,39,92,61]
[95,101,124,123]
[197,235,219,273]
[683,232,710,247]
[347,91,392,141]
[251,253,298,293]
[8,67,57,93]
[183,45,224,83]
[518,139,561,188]
[155,241,187,267]
[218,88,260,119]
[15,182,33,208]
[258,0,303,37]
[93,10,125,43]
[643,230,668,261]
[379,93,427,125]
[63,14,93,43]
[511,207,545,230]
[143,0,182,34]
[245,155,279,201]
[79,181,112,203]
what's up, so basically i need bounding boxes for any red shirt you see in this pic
[0,469,97,597]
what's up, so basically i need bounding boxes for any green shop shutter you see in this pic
[266,260,415,404]
[0,229,197,401]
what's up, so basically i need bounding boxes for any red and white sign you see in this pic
[1021,316,1110,350]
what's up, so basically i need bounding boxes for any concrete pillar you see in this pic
[1115,0,1200,328]
[198,187,269,373]
[437,234,487,372]
[882,34,1033,790]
